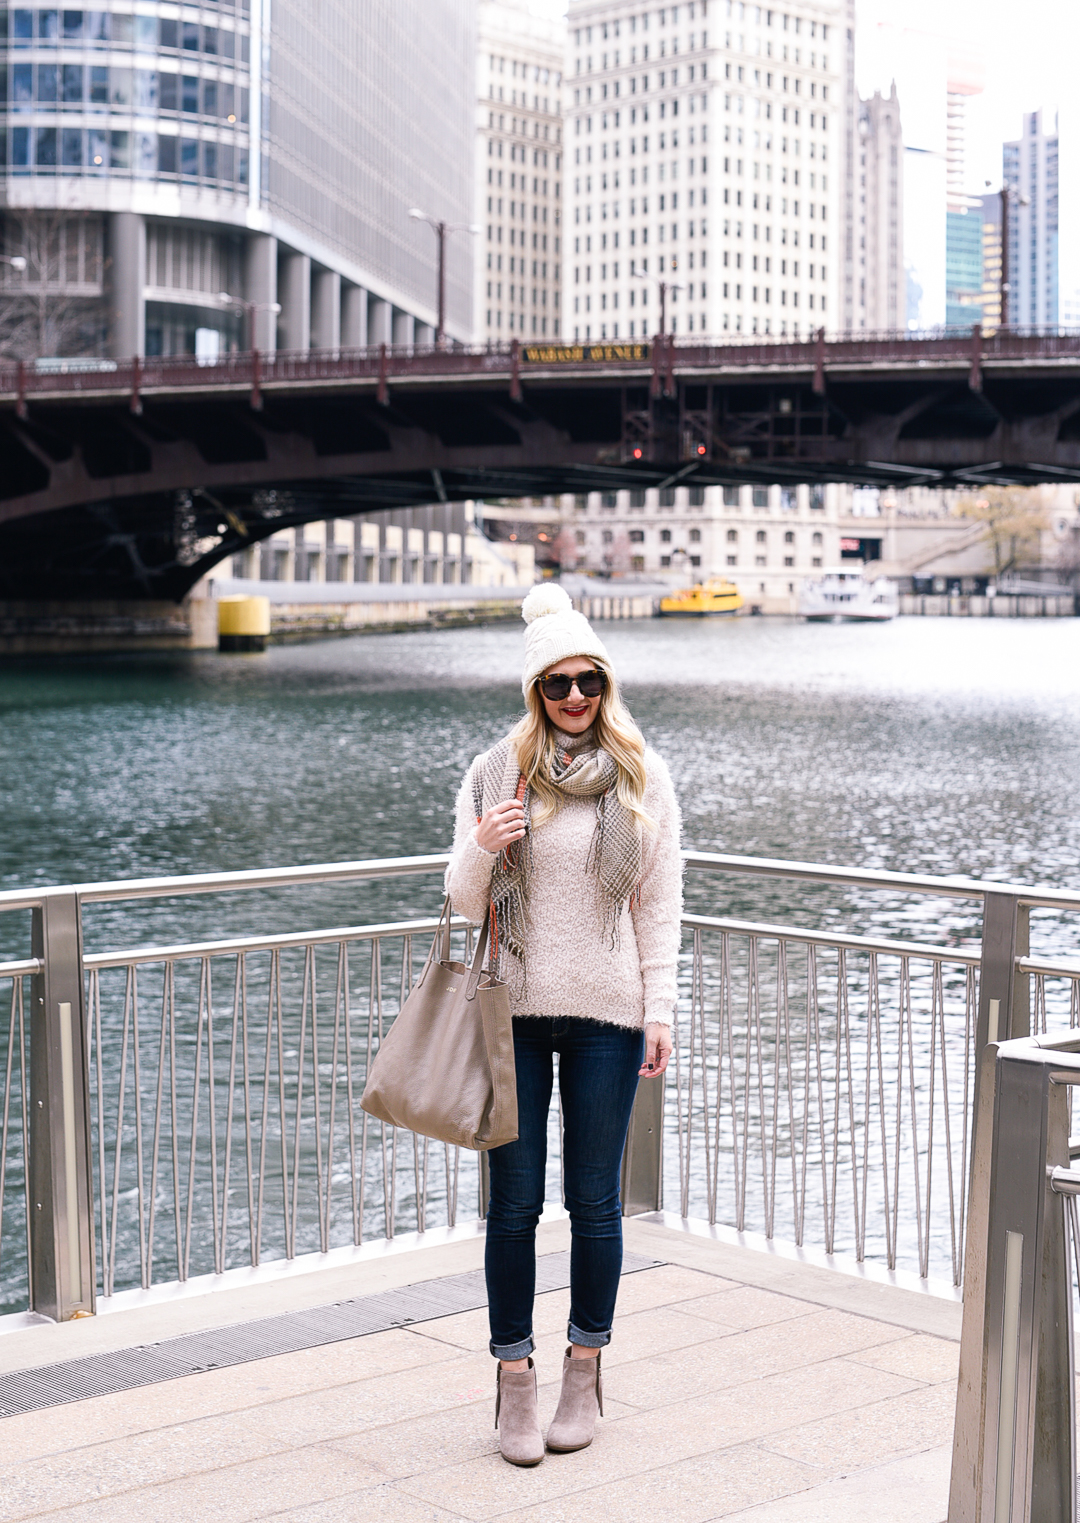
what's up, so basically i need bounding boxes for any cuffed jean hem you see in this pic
[568,1322,612,1349]
[489,1334,535,1360]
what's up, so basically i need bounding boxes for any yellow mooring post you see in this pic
[217,595,271,651]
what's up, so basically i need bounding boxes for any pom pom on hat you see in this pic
[522,583,573,623]
[519,582,612,696]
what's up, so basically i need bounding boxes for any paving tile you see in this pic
[677,1286,820,1331]
[266,1486,474,1523]
[225,1349,497,1449]
[324,1388,639,1483]
[848,1332,960,1385]
[388,1354,912,1523]
[405,1441,822,1523]
[0,1327,456,1465]
[604,1309,909,1410]
[609,1264,742,1313]
[762,1380,958,1473]
[0,1446,389,1523]
[0,1410,292,1521]
[603,1355,918,1460]
[725,1442,953,1523]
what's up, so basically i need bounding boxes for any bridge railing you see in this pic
[2,852,1080,1324]
[1,327,1079,407]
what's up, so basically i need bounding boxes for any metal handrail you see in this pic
[3,849,1080,1324]
[682,911,983,963]
[683,850,1080,910]
[0,852,452,911]
[2,847,1079,915]
[82,915,462,970]
[1,328,1078,407]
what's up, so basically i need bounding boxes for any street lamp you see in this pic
[0,256,28,273]
[408,209,479,348]
[217,292,282,352]
[631,260,684,335]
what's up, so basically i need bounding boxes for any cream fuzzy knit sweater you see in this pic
[445,732,682,1032]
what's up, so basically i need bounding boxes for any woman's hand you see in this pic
[475,799,526,855]
[639,1023,673,1077]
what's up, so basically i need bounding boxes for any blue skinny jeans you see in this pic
[485,1015,645,1360]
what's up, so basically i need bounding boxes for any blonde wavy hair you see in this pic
[509,654,656,829]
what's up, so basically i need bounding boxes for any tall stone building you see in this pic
[1003,109,1059,328]
[565,0,844,341]
[850,86,903,331]
[0,0,477,358]
[476,0,565,342]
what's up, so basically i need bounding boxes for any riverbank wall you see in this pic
[0,584,535,655]
[899,591,1077,617]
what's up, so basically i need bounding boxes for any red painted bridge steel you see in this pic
[1,328,1079,601]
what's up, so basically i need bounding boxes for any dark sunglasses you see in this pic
[536,669,607,701]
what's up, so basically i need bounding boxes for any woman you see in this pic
[446,583,682,1466]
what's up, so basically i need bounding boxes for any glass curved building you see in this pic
[0,0,477,357]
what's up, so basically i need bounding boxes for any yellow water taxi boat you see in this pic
[658,578,744,617]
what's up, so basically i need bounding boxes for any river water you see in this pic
[2,615,1079,1306]
[3,614,1079,948]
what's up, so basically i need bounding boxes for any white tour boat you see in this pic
[798,564,898,622]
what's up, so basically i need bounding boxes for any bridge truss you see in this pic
[1,328,1079,601]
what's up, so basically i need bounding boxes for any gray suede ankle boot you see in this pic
[495,1359,545,1466]
[545,1347,603,1452]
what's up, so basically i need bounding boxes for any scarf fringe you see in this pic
[474,732,641,977]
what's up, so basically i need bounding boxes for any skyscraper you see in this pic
[565,0,844,342]
[1003,109,1059,327]
[476,0,565,342]
[850,85,903,331]
[0,1,477,359]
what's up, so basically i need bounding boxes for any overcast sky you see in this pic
[530,0,1076,190]
[855,0,1079,189]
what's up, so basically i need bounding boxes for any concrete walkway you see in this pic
[0,1218,959,1522]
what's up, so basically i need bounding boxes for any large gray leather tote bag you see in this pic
[360,900,518,1151]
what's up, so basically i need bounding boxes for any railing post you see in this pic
[950,1038,1077,1522]
[250,347,262,412]
[812,325,826,395]
[970,321,984,394]
[29,891,95,1320]
[969,892,1030,1185]
[129,352,142,415]
[976,891,1030,1050]
[621,1076,664,1216]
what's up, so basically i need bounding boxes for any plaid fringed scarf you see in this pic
[472,728,643,970]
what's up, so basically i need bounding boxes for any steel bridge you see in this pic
[2,327,1080,601]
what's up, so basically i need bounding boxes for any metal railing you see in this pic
[2,850,1080,1322]
[1,327,1078,410]
[949,1031,1080,1522]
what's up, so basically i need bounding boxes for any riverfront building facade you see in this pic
[564,481,845,611]
[0,0,477,358]
[564,0,844,341]
[476,0,564,341]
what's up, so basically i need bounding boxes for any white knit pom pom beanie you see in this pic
[520,583,612,696]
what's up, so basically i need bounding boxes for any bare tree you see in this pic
[602,531,633,577]
[0,206,106,359]
[958,488,1051,580]
[549,525,583,572]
